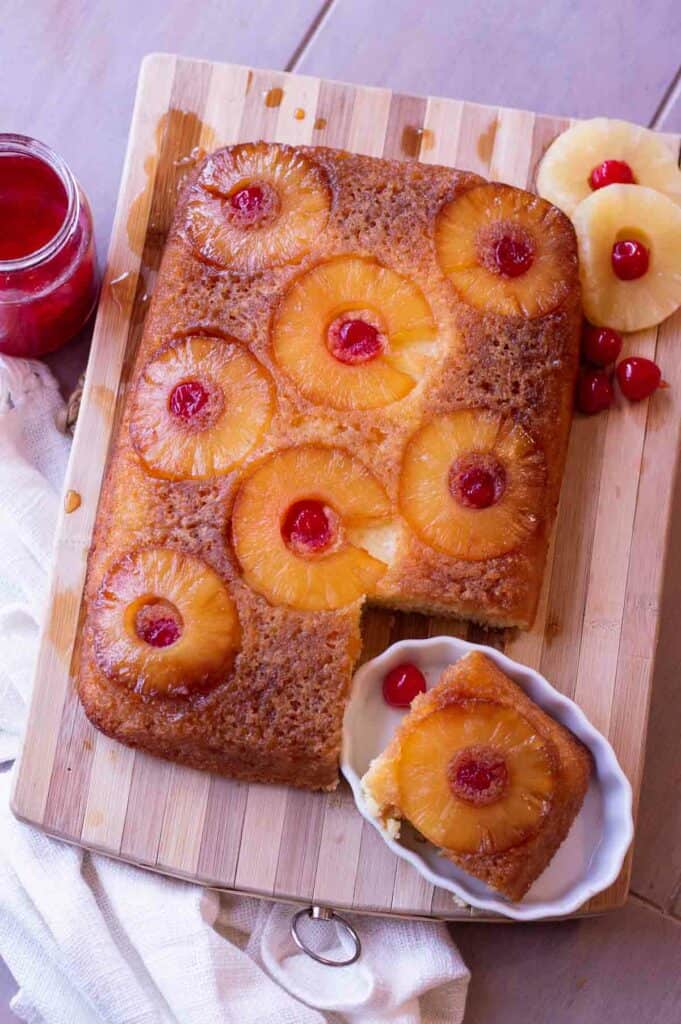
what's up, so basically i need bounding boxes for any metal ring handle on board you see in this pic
[290,905,361,967]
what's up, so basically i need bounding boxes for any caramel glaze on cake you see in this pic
[78,143,581,790]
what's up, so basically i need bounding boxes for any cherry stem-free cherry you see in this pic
[169,380,210,421]
[282,499,333,553]
[449,458,506,509]
[577,368,613,415]
[230,184,265,216]
[582,324,622,367]
[611,239,649,281]
[589,159,635,191]
[616,357,664,402]
[329,317,383,365]
[494,234,534,278]
[382,662,427,707]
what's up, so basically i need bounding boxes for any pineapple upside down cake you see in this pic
[78,142,581,790]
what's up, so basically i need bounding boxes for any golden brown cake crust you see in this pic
[77,143,581,790]
[363,652,592,900]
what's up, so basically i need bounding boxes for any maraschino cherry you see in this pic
[448,746,508,805]
[135,602,182,648]
[611,239,649,281]
[169,380,210,421]
[582,324,622,367]
[494,234,534,278]
[577,368,613,414]
[282,499,333,553]
[382,663,427,707]
[328,317,383,365]
[456,467,498,508]
[230,184,265,216]
[616,357,666,402]
[138,617,181,648]
[449,458,506,509]
[589,160,635,191]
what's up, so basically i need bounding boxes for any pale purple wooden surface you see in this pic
[298,0,681,126]
[656,68,681,132]
[1,2,680,1022]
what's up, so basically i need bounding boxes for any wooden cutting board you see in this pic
[12,54,681,920]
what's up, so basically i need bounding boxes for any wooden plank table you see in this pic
[2,3,681,1023]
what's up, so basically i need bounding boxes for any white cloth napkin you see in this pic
[0,355,470,1024]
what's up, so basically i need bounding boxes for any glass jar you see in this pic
[0,133,99,358]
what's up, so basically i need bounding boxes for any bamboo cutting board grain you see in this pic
[12,54,681,919]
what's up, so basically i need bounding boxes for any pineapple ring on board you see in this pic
[572,184,681,332]
[536,118,681,217]
[232,445,392,611]
[271,256,438,410]
[435,183,577,318]
[92,548,241,698]
[185,142,330,272]
[130,335,274,480]
[397,700,555,855]
[399,409,545,560]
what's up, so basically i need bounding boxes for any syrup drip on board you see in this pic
[108,269,150,329]
[122,110,216,371]
[109,271,133,311]
[294,108,305,121]
[477,120,497,166]
[91,384,115,420]
[64,490,81,513]
[47,587,80,663]
[126,109,217,260]
[314,117,327,131]
[400,126,436,158]
[173,145,208,169]
[401,126,421,158]
[419,129,435,152]
[264,87,284,108]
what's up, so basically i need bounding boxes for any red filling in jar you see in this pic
[0,134,99,358]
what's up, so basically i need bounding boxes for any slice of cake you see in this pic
[362,652,592,900]
[78,142,581,789]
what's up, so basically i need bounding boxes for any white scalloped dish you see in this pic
[341,635,634,921]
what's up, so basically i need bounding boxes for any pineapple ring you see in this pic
[435,183,577,318]
[93,548,240,698]
[271,256,438,410]
[232,445,391,611]
[130,335,274,480]
[399,410,545,560]
[397,701,555,855]
[572,184,681,332]
[185,142,330,272]
[537,118,681,217]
